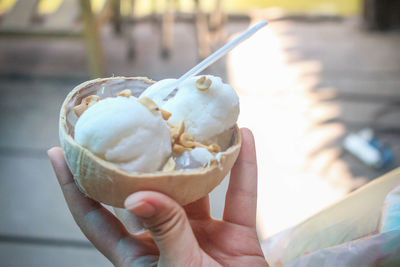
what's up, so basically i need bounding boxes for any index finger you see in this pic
[223,128,258,227]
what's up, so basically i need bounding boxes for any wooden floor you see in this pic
[0,18,399,266]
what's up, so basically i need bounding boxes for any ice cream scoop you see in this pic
[74,96,171,172]
[142,75,239,143]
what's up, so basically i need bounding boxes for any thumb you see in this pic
[125,191,201,265]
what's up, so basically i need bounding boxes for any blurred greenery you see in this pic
[0,0,361,16]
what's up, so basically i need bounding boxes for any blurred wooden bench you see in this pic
[113,0,225,60]
[0,0,111,78]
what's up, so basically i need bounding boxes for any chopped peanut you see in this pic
[160,108,171,120]
[177,121,185,137]
[207,143,221,154]
[138,97,159,113]
[86,95,101,107]
[74,95,101,117]
[173,144,190,155]
[179,133,196,148]
[73,104,87,117]
[162,157,176,171]
[169,121,185,144]
[196,76,212,91]
[168,120,221,156]
[117,89,132,98]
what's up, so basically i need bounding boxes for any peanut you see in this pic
[117,89,132,98]
[173,144,190,155]
[162,157,176,171]
[179,133,196,148]
[74,95,101,117]
[196,76,212,91]
[160,108,172,120]
[138,97,159,113]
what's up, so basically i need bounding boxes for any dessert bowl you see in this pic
[59,76,241,208]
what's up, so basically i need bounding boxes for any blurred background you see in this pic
[0,0,400,266]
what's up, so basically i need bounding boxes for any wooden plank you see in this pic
[42,0,80,31]
[209,0,226,45]
[0,0,39,30]
[194,0,210,59]
[96,0,114,26]
[161,0,174,58]
[311,100,400,128]
[317,78,400,100]
[79,0,106,77]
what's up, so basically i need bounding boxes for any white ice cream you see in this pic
[140,78,177,107]
[74,96,171,172]
[141,75,239,143]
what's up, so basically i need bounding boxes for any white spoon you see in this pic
[141,20,268,101]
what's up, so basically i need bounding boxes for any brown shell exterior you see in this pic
[59,77,241,208]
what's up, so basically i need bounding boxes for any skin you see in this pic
[48,128,269,267]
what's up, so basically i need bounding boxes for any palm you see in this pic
[116,197,266,267]
[190,215,267,266]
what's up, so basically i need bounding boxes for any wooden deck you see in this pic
[0,18,399,265]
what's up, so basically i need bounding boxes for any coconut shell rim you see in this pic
[59,76,242,179]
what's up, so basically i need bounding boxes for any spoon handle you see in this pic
[176,20,268,85]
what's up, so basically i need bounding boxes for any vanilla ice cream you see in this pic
[141,75,239,143]
[74,96,171,172]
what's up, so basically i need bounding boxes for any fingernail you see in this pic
[125,200,156,218]
[47,148,56,159]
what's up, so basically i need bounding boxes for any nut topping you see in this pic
[74,95,101,117]
[168,120,221,156]
[162,157,176,171]
[73,104,87,117]
[160,108,171,120]
[169,121,185,144]
[86,95,101,107]
[196,76,212,91]
[117,89,132,98]
[169,127,178,144]
[138,97,159,113]
[176,121,185,137]
[179,133,196,148]
[207,143,221,154]
[173,144,190,155]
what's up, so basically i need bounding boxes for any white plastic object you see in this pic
[143,20,268,101]
[343,130,381,167]
[175,20,268,86]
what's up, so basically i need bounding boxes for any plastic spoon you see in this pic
[141,20,268,101]
[176,20,268,86]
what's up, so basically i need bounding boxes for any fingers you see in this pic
[125,191,202,265]
[48,147,131,263]
[223,128,258,228]
[183,195,210,220]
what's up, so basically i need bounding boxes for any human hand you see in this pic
[48,128,268,267]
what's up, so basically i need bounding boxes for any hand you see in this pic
[48,128,268,267]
